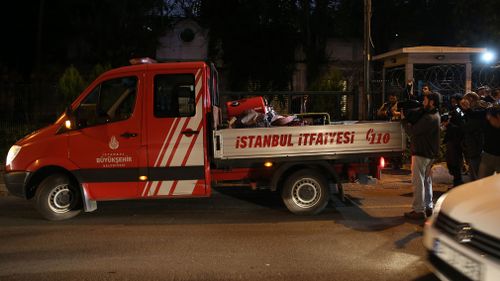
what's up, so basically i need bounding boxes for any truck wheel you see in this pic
[282,169,329,215]
[34,174,82,221]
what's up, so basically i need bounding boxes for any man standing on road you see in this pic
[402,92,441,220]
[443,94,464,187]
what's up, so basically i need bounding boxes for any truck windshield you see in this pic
[210,63,219,107]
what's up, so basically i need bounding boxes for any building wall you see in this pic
[156,18,209,61]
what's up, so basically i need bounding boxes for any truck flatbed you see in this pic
[213,121,405,160]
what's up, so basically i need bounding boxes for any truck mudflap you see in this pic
[80,184,97,212]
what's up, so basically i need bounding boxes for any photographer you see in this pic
[443,94,465,186]
[377,92,401,121]
[402,92,441,220]
[460,92,487,181]
[377,92,403,169]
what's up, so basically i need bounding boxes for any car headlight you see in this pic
[6,145,21,166]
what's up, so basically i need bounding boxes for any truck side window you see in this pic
[154,74,196,118]
[75,76,137,128]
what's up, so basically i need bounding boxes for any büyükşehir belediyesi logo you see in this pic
[109,136,119,150]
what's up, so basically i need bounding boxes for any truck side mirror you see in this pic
[65,106,74,128]
[57,106,76,134]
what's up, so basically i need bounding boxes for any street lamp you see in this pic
[481,50,496,64]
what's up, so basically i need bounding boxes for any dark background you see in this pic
[3,0,499,88]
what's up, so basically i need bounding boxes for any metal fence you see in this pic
[0,81,61,164]
[0,120,50,164]
[0,82,62,123]
[381,64,500,95]
[220,91,358,122]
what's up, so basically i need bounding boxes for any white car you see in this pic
[423,173,500,281]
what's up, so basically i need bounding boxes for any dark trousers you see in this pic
[445,140,463,186]
[467,156,481,181]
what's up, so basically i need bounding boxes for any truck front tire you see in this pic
[34,173,82,221]
[281,169,329,215]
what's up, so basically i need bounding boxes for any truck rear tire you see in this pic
[281,169,329,215]
[34,173,82,221]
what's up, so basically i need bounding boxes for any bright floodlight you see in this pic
[482,51,495,63]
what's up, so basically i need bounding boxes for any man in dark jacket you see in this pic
[443,94,464,186]
[479,105,500,178]
[402,92,441,220]
[460,92,486,181]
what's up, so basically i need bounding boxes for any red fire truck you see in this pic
[4,60,405,220]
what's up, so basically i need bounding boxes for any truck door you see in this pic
[69,75,142,199]
[141,68,208,197]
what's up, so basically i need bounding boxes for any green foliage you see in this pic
[308,68,346,91]
[7,0,168,70]
[58,65,86,108]
[306,68,348,120]
[200,0,347,90]
[200,0,300,91]
[88,63,113,82]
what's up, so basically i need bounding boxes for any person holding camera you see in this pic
[492,88,500,104]
[477,85,492,102]
[377,92,403,169]
[460,92,486,181]
[402,92,441,220]
[377,92,401,121]
[443,94,465,186]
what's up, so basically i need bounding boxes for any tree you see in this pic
[1,0,169,77]
[57,65,85,110]
[200,0,300,91]
[370,0,500,54]
[452,0,500,49]
[199,0,354,90]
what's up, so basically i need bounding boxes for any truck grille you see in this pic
[434,212,500,260]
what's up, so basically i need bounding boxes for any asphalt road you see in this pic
[0,171,445,281]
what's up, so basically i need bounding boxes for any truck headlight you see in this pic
[6,145,21,166]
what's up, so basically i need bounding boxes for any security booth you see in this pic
[372,46,486,104]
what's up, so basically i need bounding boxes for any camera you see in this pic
[487,104,500,116]
[455,106,465,117]
[441,112,449,122]
[397,99,424,124]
